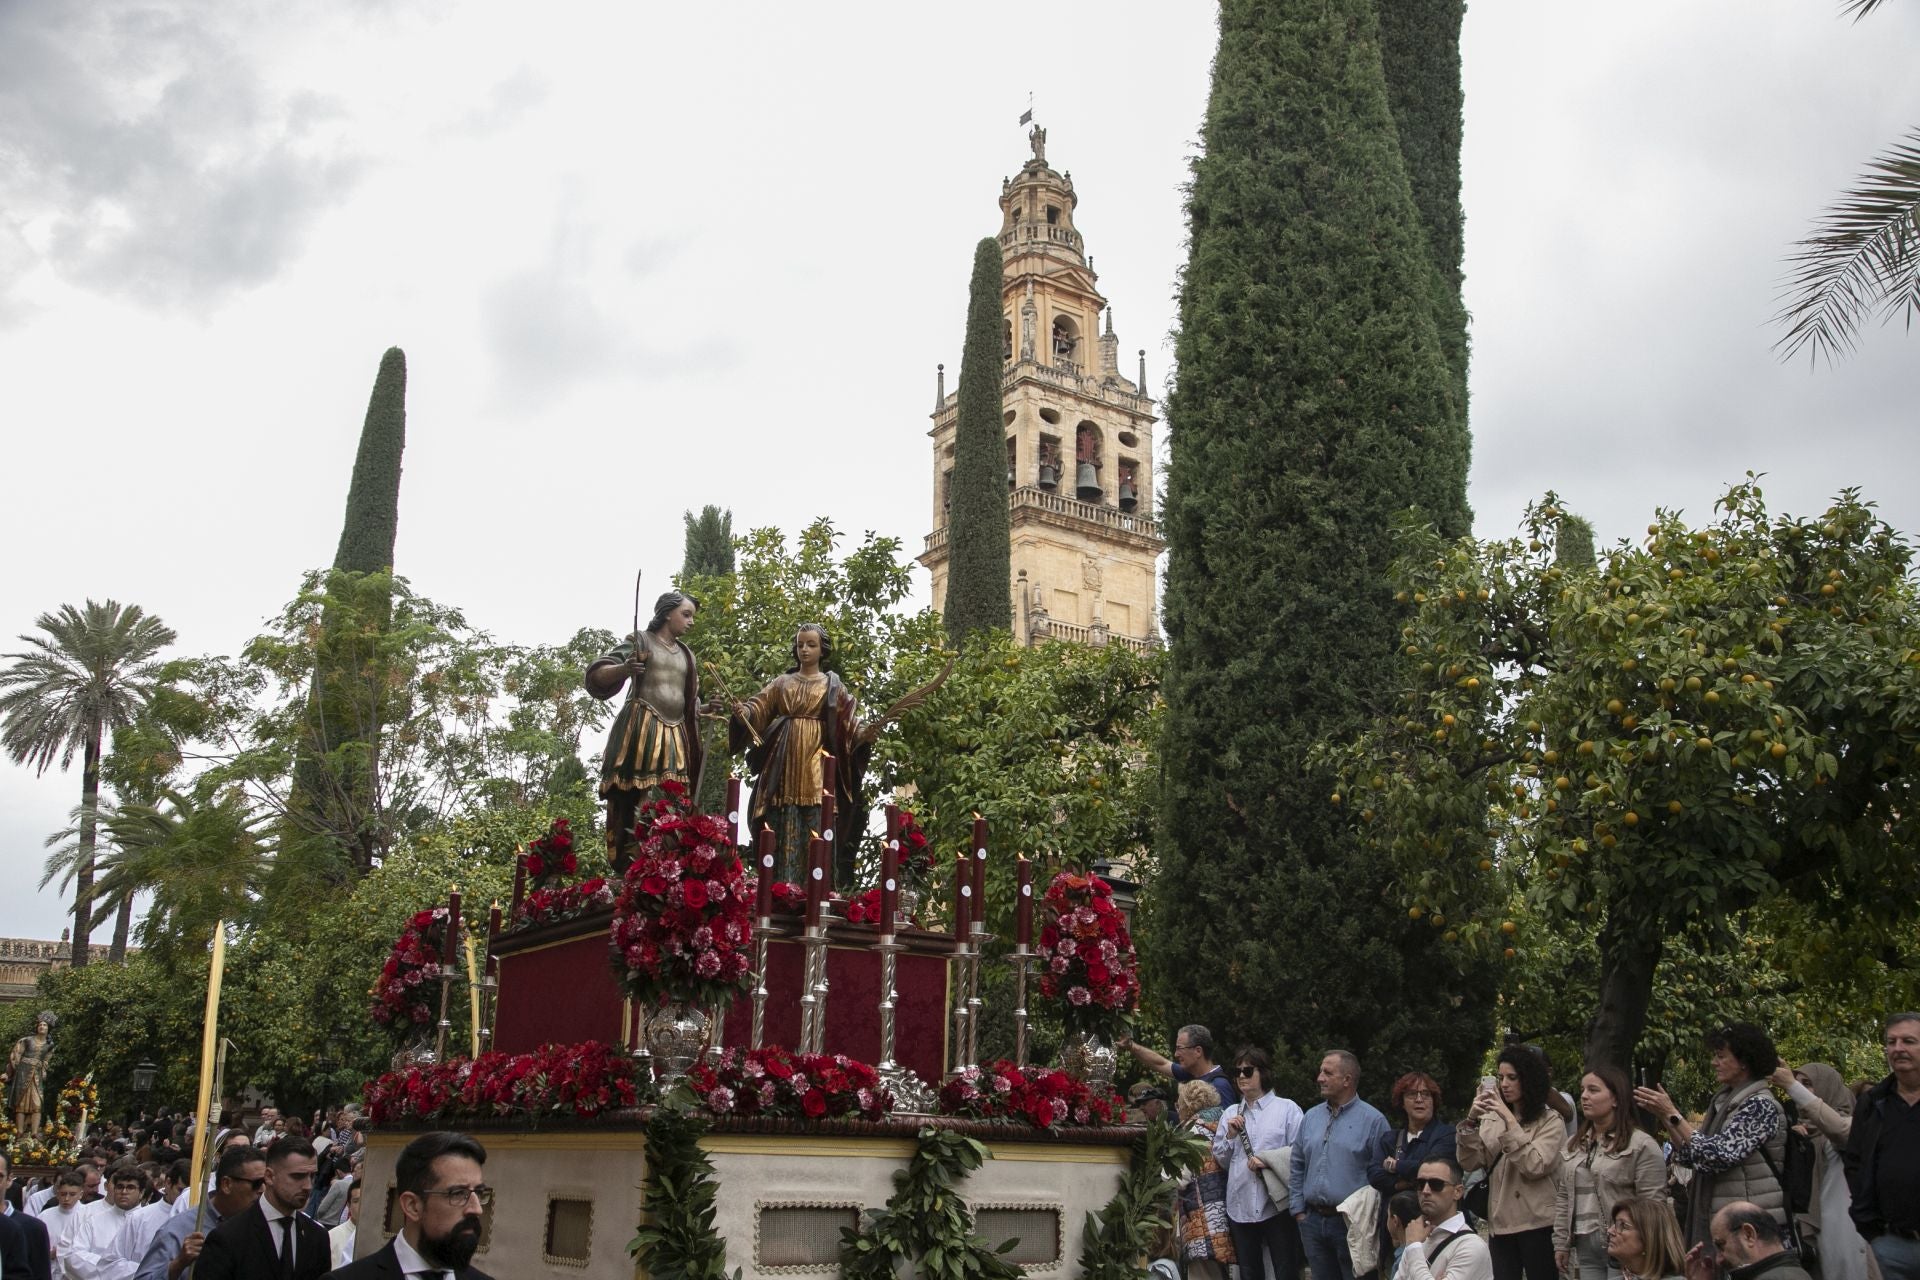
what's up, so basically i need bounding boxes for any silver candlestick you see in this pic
[965,923,991,1067]
[1009,944,1036,1067]
[947,931,972,1076]
[749,917,774,1049]
[798,923,831,1055]
[874,933,938,1113]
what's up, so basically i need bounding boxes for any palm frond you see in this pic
[1840,0,1891,21]
[1773,128,1920,364]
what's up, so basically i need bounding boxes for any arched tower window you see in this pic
[1051,316,1081,370]
[1075,423,1102,503]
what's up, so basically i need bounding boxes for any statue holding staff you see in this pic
[7,1011,56,1135]
[586,590,706,869]
[728,624,875,886]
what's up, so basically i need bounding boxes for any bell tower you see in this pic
[919,126,1164,651]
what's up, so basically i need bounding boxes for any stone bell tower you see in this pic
[919,126,1164,651]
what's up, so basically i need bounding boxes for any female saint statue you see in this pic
[729,624,876,886]
[7,1011,56,1135]
[586,591,705,869]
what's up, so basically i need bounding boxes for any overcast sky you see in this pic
[3,1,1915,941]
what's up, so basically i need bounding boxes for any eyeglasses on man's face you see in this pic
[419,1184,494,1208]
[1414,1177,1452,1192]
[227,1176,267,1191]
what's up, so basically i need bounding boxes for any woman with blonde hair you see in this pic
[1603,1197,1687,1280]
[1553,1065,1667,1280]
[1174,1077,1236,1279]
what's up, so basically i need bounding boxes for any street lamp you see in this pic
[130,1060,158,1121]
[1090,857,1139,932]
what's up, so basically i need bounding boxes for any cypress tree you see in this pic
[943,238,1011,646]
[1377,0,1470,408]
[289,348,408,877]
[1150,0,1489,1097]
[681,506,736,579]
[332,348,407,574]
[1556,513,1598,573]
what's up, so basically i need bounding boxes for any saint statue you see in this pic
[728,624,876,887]
[7,1011,56,1135]
[585,591,706,869]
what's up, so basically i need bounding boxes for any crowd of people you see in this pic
[1122,1013,1920,1280]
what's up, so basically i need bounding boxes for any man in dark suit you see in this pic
[325,1132,493,1280]
[0,1150,52,1280]
[195,1137,330,1280]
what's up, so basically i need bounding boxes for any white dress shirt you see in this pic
[259,1199,304,1269]
[62,1201,133,1280]
[391,1228,454,1279]
[1396,1213,1493,1280]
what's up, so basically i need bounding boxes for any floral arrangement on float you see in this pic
[515,876,615,928]
[59,1077,99,1129]
[370,906,451,1036]
[608,781,755,1082]
[1036,869,1140,1089]
[362,1040,645,1126]
[521,817,578,883]
[938,1059,1124,1130]
[684,1046,891,1122]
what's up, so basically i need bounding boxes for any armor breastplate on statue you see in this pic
[637,636,690,725]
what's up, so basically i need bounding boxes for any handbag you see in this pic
[1462,1154,1500,1223]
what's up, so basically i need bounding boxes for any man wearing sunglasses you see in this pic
[1393,1159,1491,1280]
[194,1136,330,1280]
[133,1145,265,1280]
[326,1131,494,1279]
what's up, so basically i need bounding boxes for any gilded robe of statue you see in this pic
[730,672,870,885]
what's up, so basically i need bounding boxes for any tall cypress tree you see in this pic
[943,238,1011,647]
[289,347,408,878]
[1377,0,1470,408]
[682,505,736,579]
[1150,0,1489,1098]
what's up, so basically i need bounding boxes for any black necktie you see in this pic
[278,1215,295,1280]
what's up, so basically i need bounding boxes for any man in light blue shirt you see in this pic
[1291,1049,1391,1280]
[133,1146,263,1280]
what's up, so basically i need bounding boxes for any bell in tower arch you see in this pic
[1076,461,1102,503]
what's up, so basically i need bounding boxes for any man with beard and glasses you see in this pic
[324,1132,493,1279]
[193,1137,329,1280]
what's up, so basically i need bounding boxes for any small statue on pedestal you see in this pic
[7,1011,56,1135]
[585,591,706,870]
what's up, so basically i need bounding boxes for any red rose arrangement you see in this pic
[609,781,755,1008]
[895,809,935,895]
[842,887,884,924]
[1036,870,1140,1038]
[684,1046,891,1122]
[363,1040,644,1126]
[938,1059,1123,1130]
[370,907,450,1034]
[515,876,615,928]
[768,881,808,914]
[521,817,578,884]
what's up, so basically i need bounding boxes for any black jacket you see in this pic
[1,1210,50,1280]
[1843,1073,1905,1238]
[195,1202,332,1280]
[323,1237,493,1280]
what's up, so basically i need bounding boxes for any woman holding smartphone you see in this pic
[1459,1047,1567,1280]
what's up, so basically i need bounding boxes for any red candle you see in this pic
[755,824,776,920]
[805,833,828,928]
[970,814,988,926]
[488,900,502,939]
[1016,855,1033,948]
[444,887,462,966]
[880,806,901,931]
[952,852,971,937]
[508,853,526,920]
[819,752,838,840]
[726,777,742,846]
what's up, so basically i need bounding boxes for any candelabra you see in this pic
[433,971,454,1064]
[1008,944,1037,1068]
[749,917,775,1049]
[477,969,498,1055]
[965,921,991,1067]
[874,930,938,1113]
[947,931,973,1076]
[798,922,830,1056]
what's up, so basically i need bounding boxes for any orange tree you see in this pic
[1322,479,1920,1071]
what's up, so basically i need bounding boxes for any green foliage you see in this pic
[1375,0,1470,409]
[944,237,1013,646]
[629,1105,740,1280]
[676,518,946,802]
[1324,481,1920,1069]
[1152,0,1487,1101]
[1,598,177,964]
[1078,1118,1208,1280]
[682,506,736,580]
[1555,513,1598,573]
[332,347,407,575]
[839,1127,1023,1280]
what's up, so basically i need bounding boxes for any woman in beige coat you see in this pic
[1460,1046,1567,1280]
[1553,1066,1667,1280]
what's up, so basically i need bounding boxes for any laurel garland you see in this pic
[839,1126,1024,1280]
[1076,1117,1208,1280]
[628,1102,740,1280]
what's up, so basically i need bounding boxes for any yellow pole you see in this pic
[186,924,229,1218]
[464,935,482,1058]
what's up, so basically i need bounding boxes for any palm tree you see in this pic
[42,784,269,960]
[1773,0,1919,363]
[0,601,176,965]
